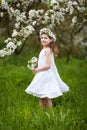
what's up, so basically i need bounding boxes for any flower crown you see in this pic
[40,28,56,42]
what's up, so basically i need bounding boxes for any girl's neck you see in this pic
[43,46,50,49]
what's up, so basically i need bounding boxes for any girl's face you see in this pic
[40,34,52,47]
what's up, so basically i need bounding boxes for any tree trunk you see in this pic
[15,39,27,54]
[66,46,72,63]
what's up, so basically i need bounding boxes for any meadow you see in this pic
[0,56,87,130]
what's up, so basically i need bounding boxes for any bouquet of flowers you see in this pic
[27,57,38,70]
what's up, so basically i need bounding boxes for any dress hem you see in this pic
[25,90,69,99]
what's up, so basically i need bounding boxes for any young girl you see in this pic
[25,28,69,110]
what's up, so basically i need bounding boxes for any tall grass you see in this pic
[0,57,87,130]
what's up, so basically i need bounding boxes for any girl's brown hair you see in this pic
[47,35,59,56]
[50,41,59,56]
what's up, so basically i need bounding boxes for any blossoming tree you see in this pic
[0,0,87,60]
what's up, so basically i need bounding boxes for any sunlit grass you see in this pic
[0,57,87,130]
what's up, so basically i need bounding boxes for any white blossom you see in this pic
[4,38,12,43]
[1,0,9,10]
[50,0,58,6]
[71,16,77,26]
[28,10,37,19]
[67,1,74,15]
[29,57,38,64]
[16,4,20,8]
[32,21,36,26]
[0,49,6,57]
[19,25,35,40]
[6,49,12,55]
[0,0,86,57]
[15,22,20,29]
[17,41,22,46]
[0,12,4,17]
[73,1,78,6]
[16,12,26,22]
[12,29,18,37]
[55,11,65,23]
[77,7,86,12]
[6,42,17,51]
[40,28,56,42]
[27,57,38,70]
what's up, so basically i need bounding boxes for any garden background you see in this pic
[0,0,87,130]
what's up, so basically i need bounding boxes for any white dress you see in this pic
[25,48,69,99]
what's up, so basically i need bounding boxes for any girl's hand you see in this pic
[32,68,39,73]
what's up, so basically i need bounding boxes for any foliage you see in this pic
[0,0,87,58]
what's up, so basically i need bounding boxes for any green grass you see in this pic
[0,57,87,130]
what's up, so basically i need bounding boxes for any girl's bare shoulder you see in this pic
[45,48,52,55]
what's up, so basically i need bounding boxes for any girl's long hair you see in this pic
[48,35,59,56]
[49,41,59,56]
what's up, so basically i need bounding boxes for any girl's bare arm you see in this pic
[33,48,52,73]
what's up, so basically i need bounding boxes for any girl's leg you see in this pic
[39,98,46,110]
[39,98,53,110]
[46,97,53,109]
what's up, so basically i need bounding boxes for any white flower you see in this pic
[38,10,44,14]
[4,38,12,43]
[14,9,20,16]
[0,49,6,57]
[27,57,38,70]
[12,29,18,37]
[68,1,73,6]
[1,0,9,10]
[77,7,86,12]
[28,10,36,19]
[71,16,77,26]
[73,1,78,5]
[6,49,12,55]
[15,22,20,29]
[50,0,58,6]
[16,4,20,8]
[32,21,36,26]
[19,25,35,39]
[55,11,65,22]
[6,42,17,50]
[31,64,35,70]
[30,57,38,63]
[17,41,22,46]
[40,28,56,42]
[10,7,14,14]
[0,12,4,17]
[67,1,74,15]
